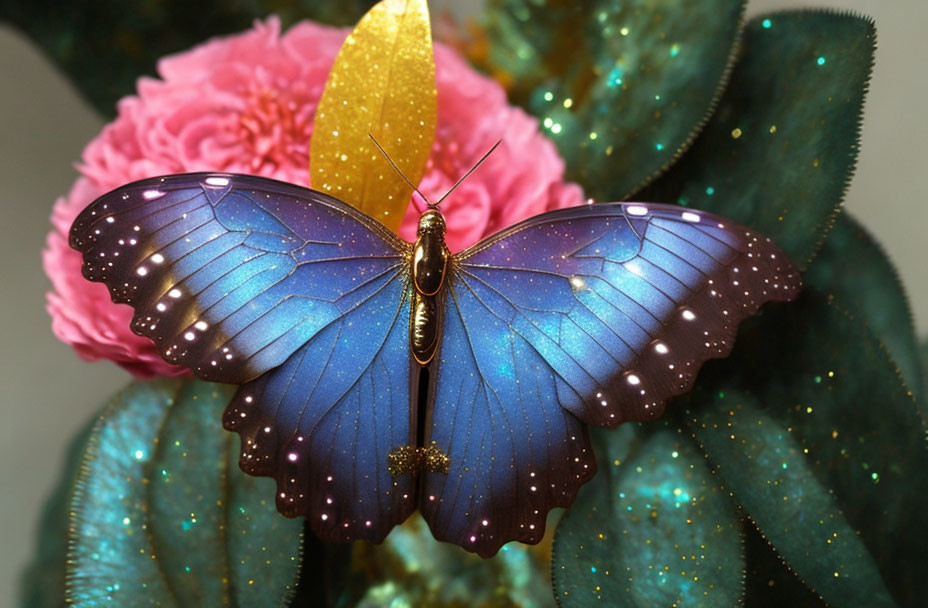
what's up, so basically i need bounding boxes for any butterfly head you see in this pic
[417,209,446,238]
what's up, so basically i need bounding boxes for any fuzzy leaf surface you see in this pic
[485,0,745,200]
[641,12,875,267]
[66,379,303,607]
[552,426,743,607]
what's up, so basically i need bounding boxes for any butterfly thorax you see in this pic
[410,209,449,366]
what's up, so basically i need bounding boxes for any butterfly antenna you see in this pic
[434,139,502,208]
[368,134,433,210]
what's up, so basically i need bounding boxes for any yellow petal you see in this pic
[310,0,437,233]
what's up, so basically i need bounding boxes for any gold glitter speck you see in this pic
[387,441,450,475]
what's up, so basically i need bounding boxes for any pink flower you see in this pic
[44,17,585,378]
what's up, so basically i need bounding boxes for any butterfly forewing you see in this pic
[419,202,800,555]
[70,173,417,541]
[70,173,410,383]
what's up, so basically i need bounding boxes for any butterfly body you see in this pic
[410,209,449,365]
[70,172,801,557]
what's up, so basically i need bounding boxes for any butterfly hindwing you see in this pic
[222,273,416,542]
[420,285,597,557]
[420,202,800,555]
[69,173,410,384]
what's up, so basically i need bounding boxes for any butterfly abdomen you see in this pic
[410,210,449,366]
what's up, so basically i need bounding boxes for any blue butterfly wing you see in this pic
[222,277,416,542]
[420,202,800,556]
[70,172,408,384]
[70,173,416,542]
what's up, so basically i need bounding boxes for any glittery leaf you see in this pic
[805,213,922,398]
[0,0,377,117]
[687,389,897,607]
[19,419,95,608]
[310,0,437,232]
[67,379,303,606]
[340,514,555,606]
[689,293,927,606]
[921,339,928,380]
[741,521,826,607]
[287,529,353,607]
[552,425,744,607]
[640,11,875,267]
[484,0,745,200]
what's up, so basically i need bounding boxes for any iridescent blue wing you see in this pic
[70,173,409,384]
[420,202,800,556]
[221,281,416,543]
[70,173,416,542]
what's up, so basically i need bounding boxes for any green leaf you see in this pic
[552,425,743,607]
[692,293,927,606]
[921,338,928,380]
[805,212,922,397]
[485,0,745,200]
[19,419,95,608]
[67,379,303,606]
[287,528,353,607]
[640,11,875,267]
[741,522,826,607]
[334,514,555,607]
[687,389,896,607]
[0,0,377,116]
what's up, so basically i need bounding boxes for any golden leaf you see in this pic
[310,0,437,232]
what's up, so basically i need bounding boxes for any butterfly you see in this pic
[69,171,800,557]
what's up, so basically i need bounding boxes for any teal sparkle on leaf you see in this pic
[486,0,744,201]
[689,388,897,607]
[806,214,924,397]
[64,379,302,607]
[762,18,773,28]
[818,56,827,65]
[553,426,743,606]
[638,12,875,267]
[607,65,624,88]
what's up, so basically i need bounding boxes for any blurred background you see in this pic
[0,0,924,605]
